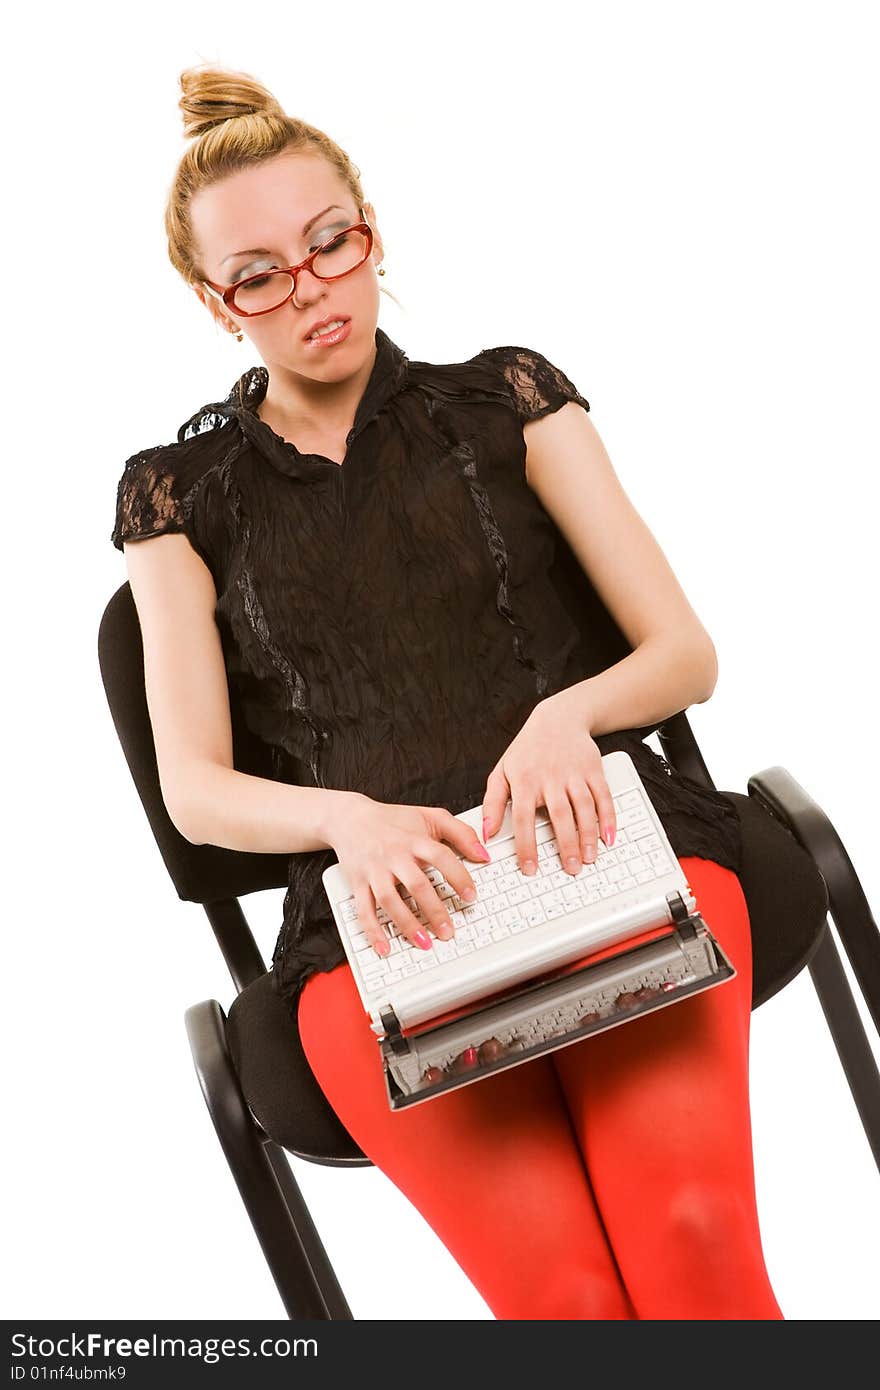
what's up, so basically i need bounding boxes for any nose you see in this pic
[291,263,328,310]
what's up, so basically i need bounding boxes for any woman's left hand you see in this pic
[481,688,617,877]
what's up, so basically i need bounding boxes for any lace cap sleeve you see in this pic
[475,345,590,425]
[111,432,227,580]
[111,445,191,551]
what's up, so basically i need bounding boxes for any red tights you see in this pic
[297,856,784,1320]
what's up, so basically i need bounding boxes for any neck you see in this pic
[259,337,378,437]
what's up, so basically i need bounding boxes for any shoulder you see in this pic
[111,415,239,555]
[471,345,590,425]
[113,426,231,504]
[401,346,511,411]
[117,386,243,492]
[402,341,588,423]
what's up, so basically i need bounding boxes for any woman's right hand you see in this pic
[327,794,492,957]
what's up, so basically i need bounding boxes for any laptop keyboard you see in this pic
[340,782,678,995]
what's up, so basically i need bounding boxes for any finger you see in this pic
[433,813,491,870]
[409,828,484,938]
[566,781,601,864]
[374,874,438,951]
[543,788,584,875]
[397,864,458,941]
[354,882,391,957]
[510,778,541,874]
[426,840,483,911]
[591,774,617,847]
[481,765,510,840]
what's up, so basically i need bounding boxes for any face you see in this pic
[190,149,385,380]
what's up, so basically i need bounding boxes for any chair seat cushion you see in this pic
[226,968,369,1163]
[724,790,828,1007]
[226,789,829,1155]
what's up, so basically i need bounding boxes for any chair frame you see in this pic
[102,585,880,1319]
[182,715,880,1319]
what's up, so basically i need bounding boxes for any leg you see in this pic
[550,855,784,1319]
[298,960,637,1320]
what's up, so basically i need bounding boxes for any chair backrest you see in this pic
[99,582,290,904]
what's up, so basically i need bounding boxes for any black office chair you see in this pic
[99,533,880,1319]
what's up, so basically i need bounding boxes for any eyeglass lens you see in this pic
[231,228,370,314]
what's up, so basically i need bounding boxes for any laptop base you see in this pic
[380,914,735,1111]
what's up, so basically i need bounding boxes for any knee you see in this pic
[521,1265,634,1321]
[666,1181,754,1267]
[630,1181,783,1318]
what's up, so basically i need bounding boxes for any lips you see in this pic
[303,315,351,342]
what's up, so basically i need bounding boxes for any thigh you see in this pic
[551,855,754,1162]
[297,960,637,1319]
[549,856,781,1316]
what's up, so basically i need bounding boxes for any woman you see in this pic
[112,64,783,1320]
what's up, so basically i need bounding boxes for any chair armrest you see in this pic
[656,709,717,789]
[747,765,880,1035]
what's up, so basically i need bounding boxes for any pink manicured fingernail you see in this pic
[604,826,615,847]
[482,817,491,840]
[413,930,433,950]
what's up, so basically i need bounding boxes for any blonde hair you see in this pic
[165,63,402,308]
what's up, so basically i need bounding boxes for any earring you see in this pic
[226,321,243,342]
[378,266,386,277]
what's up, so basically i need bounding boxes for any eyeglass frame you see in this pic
[201,207,374,318]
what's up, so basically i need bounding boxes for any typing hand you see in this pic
[327,794,490,957]
[480,689,617,878]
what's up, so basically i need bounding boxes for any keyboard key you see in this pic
[627,820,655,842]
[461,902,487,923]
[606,863,631,883]
[484,893,509,914]
[650,849,674,872]
[615,790,641,808]
[507,885,532,906]
[617,843,643,863]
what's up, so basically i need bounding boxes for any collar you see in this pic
[203,325,409,480]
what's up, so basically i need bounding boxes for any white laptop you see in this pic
[321,750,736,1110]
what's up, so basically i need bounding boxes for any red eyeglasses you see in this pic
[202,212,374,318]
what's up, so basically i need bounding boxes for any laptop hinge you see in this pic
[380,1006,411,1055]
[666,889,697,938]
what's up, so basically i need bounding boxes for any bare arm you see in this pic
[523,403,718,733]
[122,532,356,853]
[170,763,353,854]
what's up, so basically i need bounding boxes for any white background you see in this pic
[4,0,878,1322]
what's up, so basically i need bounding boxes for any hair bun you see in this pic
[178,64,285,140]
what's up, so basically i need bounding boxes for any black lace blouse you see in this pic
[112,326,742,1015]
